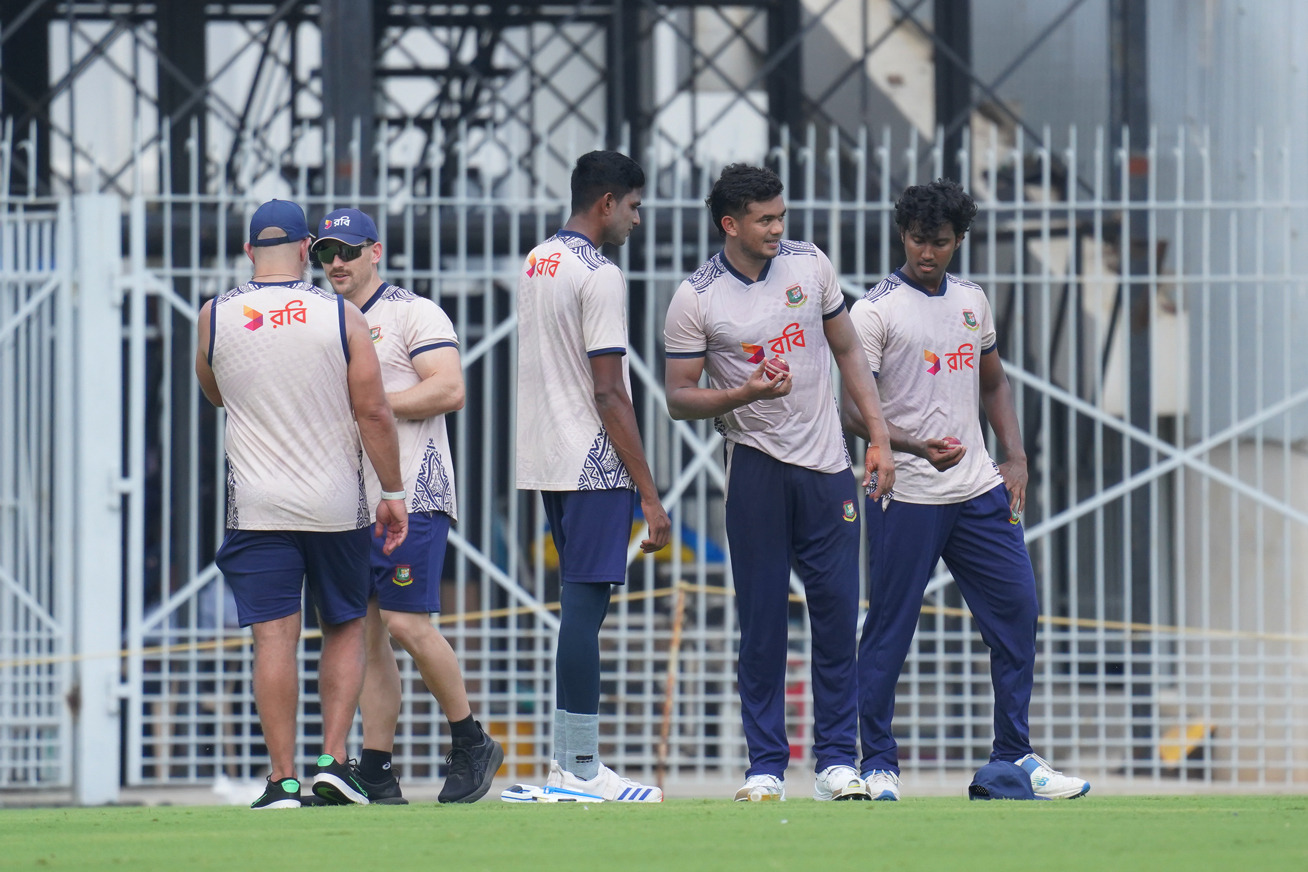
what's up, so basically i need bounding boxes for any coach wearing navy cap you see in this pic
[198,197,408,810]
[248,198,315,247]
[316,207,380,246]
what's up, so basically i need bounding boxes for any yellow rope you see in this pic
[2,579,1304,670]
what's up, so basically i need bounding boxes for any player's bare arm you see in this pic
[387,346,465,420]
[663,355,791,421]
[978,348,1027,514]
[193,299,224,407]
[839,385,966,474]
[344,303,409,554]
[589,352,671,553]
[824,309,895,498]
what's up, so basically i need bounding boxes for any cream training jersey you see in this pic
[208,280,368,531]
[357,282,459,521]
[848,270,1004,504]
[664,241,852,474]
[515,230,636,492]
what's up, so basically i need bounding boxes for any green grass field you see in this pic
[4,796,1306,872]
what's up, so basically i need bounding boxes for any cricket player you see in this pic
[843,178,1090,800]
[663,163,894,802]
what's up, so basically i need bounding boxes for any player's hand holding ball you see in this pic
[924,435,966,473]
[747,357,792,400]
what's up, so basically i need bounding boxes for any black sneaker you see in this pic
[438,723,504,804]
[251,776,302,810]
[312,754,370,805]
[353,763,408,805]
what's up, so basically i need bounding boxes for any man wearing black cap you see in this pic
[195,199,409,810]
[312,207,504,805]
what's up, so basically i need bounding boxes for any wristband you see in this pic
[381,489,406,501]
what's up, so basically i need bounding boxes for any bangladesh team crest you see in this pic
[842,500,857,522]
[370,325,383,343]
[784,283,807,308]
[392,565,413,586]
[962,309,979,330]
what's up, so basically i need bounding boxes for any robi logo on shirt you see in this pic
[924,343,976,375]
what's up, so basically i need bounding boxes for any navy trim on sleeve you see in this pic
[586,346,626,358]
[337,294,350,363]
[206,297,218,366]
[822,304,847,320]
[665,350,707,359]
[410,341,457,358]
[981,343,998,355]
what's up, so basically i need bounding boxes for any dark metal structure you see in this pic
[0,1,1140,203]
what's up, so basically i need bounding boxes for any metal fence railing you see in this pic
[3,121,1307,798]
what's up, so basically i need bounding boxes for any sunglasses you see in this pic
[313,241,369,265]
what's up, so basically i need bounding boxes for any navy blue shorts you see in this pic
[216,527,371,627]
[540,489,636,584]
[370,511,451,613]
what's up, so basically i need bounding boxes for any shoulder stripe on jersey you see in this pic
[337,294,349,363]
[665,350,706,359]
[586,346,626,358]
[207,296,218,366]
[861,274,901,304]
[947,273,984,292]
[776,239,817,257]
[688,254,728,292]
[410,341,457,358]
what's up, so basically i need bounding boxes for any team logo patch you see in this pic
[1009,511,1021,526]
[784,283,807,308]
[740,342,765,364]
[962,309,978,330]
[370,325,382,343]
[243,305,263,331]
[392,565,413,586]
[842,500,857,522]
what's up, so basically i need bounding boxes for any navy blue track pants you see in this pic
[725,443,861,777]
[858,484,1039,774]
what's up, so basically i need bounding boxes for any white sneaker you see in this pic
[864,769,901,801]
[734,773,785,802]
[813,765,867,801]
[543,761,662,802]
[1016,753,1090,799]
[500,783,552,802]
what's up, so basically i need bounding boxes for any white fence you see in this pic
[2,123,1307,801]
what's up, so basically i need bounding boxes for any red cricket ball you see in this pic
[942,436,962,448]
[765,356,790,380]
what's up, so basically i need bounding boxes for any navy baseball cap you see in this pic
[968,761,1046,800]
[314,208,380,248]
[248,199,312,247]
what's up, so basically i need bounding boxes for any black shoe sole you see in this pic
[438,740,505,804]
[312,773,370,805]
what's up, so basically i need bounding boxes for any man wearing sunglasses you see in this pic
[196,199,408,810]
[312,208,504,805]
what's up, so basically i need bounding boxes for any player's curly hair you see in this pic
[894,178,977,237]
[706,164,784,239]
[571,151,645,213]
